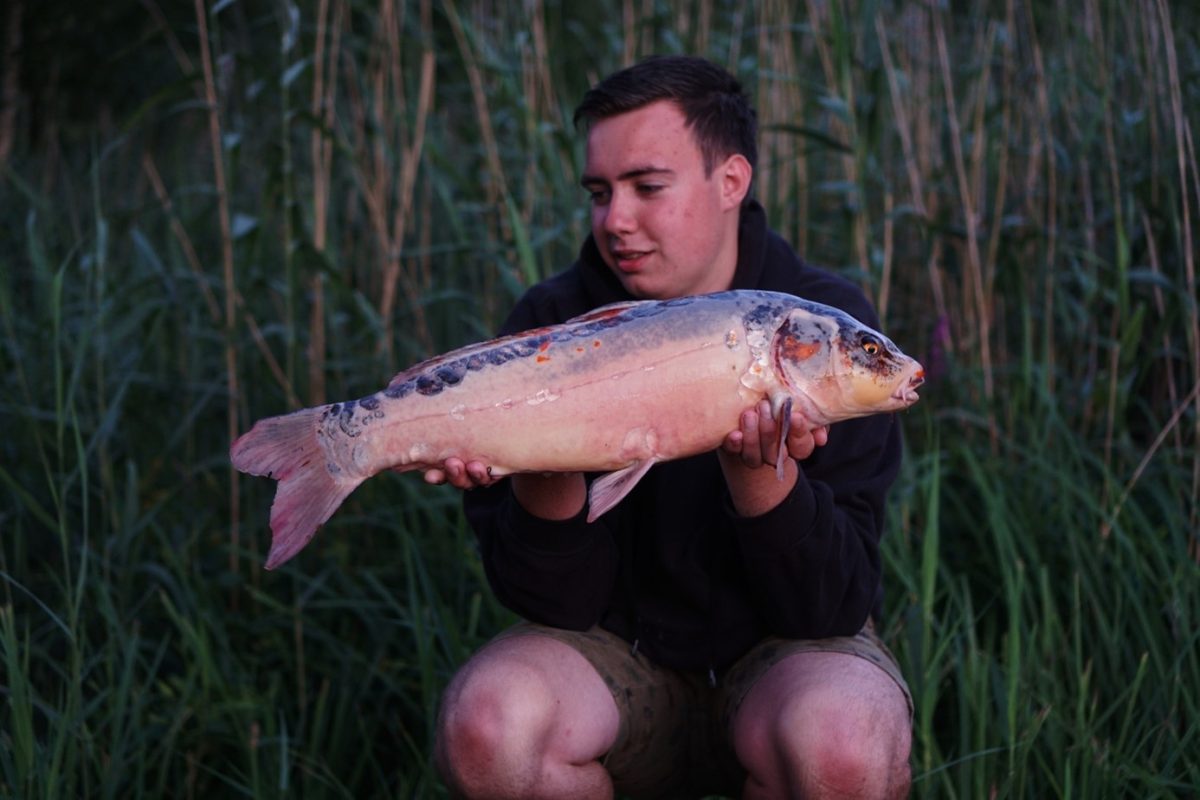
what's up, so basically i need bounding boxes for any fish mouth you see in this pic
[892,368,925,405]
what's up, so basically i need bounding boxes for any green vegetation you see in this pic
[2,0,1197,796]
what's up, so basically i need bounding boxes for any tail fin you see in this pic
[230,408,363,569]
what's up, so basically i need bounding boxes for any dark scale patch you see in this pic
[572,315,624,340]
[510,337,546,358]
[337,400,362,437]
[661,296,697,308]
[416,374,444,396]
[488,348,517,366]
[629,302,670,319]
[742,302,782,331]
[435,362,467,385]
[384,381,414,399]
[355,394,386,425]
[835,318,860,341]
[466,353,488,371]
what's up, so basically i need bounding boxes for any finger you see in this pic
[739,408,764,468]
[446,458,482,490]
[788,408,818,435]
[785,431,816,461]
[785,422,830,461]
[423,468,447,485]
[756,400,780,466]
[465,461,493,486]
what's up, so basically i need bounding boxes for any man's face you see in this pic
[581,100,748,300]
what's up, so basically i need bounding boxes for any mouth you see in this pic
[892,368,925,405]
[609,247,653,272]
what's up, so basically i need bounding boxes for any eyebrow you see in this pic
[580,165,675,187]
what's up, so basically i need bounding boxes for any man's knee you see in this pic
[435,635,620,799]
[775,684,911,798]
[435,654,559,796]
[735,652,912,799]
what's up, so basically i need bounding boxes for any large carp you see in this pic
[232,290,924,568]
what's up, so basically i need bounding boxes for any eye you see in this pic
[583,184,610,204]
[861,337,880,356]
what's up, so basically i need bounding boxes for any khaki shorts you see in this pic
[488,620,911,799]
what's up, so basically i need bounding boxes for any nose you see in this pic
[601,189,636,236]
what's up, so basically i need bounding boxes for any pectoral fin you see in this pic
[587,458,658,522]
[772,394,793,480]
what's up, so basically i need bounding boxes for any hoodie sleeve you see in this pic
[464,481,620,629]
[729,409,900,638]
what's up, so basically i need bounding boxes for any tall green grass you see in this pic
[2,0,1198,797]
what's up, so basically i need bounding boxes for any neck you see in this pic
[702,209,742,293]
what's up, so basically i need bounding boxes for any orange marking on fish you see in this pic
[538,340,551,352]
[781,339,822,361]
[537,355,551,363]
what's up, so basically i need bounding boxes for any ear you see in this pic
[717,153,753,210]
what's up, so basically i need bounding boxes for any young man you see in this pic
[430,56,913,799]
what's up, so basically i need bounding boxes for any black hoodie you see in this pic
[463,200,902,674]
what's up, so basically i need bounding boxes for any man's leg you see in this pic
[732,650,912,799]
[435,633,620,800]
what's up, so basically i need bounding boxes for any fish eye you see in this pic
[861,336,881,356]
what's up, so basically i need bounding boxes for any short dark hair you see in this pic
[573,55,758,175]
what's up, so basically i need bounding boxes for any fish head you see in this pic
[772,306,925,424]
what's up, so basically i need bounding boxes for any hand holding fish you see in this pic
[422,458,496,490]
[721,399,829,469]
[718,399,829,517]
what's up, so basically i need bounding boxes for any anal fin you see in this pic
[587,458,658,522]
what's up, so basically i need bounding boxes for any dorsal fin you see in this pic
[384,326,557,391]
[383,299,653,395]
[564,300,646,325]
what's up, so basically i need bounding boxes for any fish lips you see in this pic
[892,367,926,406]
